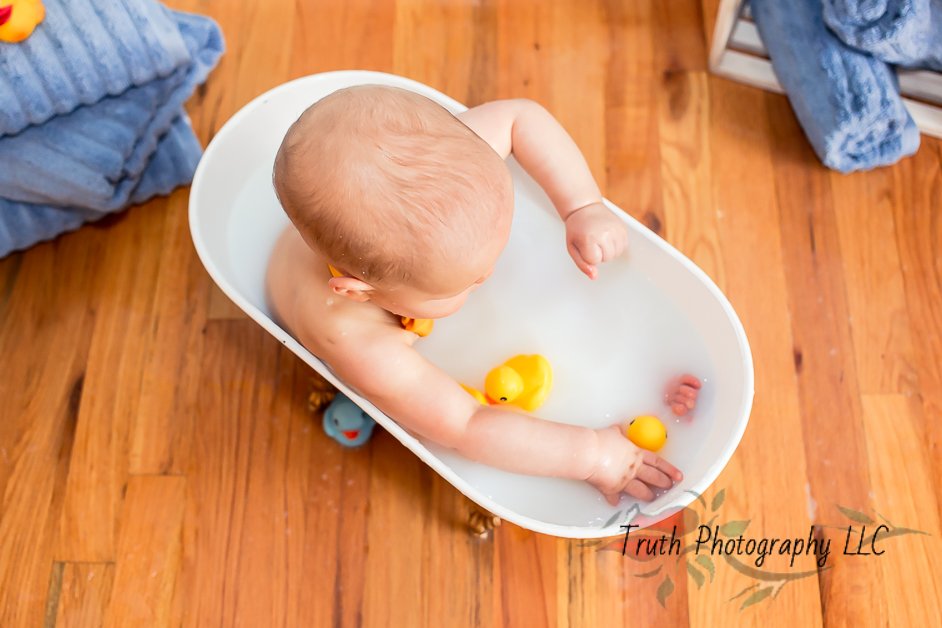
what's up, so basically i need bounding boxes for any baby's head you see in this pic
[273,85,513,319]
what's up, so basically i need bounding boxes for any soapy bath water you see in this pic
[227,164,717,529]
[415,186,716,527]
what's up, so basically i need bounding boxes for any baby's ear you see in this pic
[328,276,374,302]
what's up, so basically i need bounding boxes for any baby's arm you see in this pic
[309,324,681,502]
[458,100,627,279]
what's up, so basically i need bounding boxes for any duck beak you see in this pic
[0,6,12,27]
[343,430,360,440]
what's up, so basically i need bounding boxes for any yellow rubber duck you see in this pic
[462,354,553,412]
[626,415,668,452]
[0,0,45,43]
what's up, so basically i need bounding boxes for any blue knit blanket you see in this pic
[752,0,920,173]
[824,0,942,71]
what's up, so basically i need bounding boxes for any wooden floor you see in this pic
[2,0,941,625]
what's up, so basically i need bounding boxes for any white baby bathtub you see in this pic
[189,70,754,539]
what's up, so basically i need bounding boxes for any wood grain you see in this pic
[104,475,186,627]
[0,1,939,626]
[57,200,165,562]
[0,233,100,627]
[601,0,664,230]
[55,563,115,628]
[861,394,942,623]
[892,142,942,528]
[830,169,918,395]
[764,93,884,626]
[707,79,823,627]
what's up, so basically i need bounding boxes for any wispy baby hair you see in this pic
[272,84,512,293]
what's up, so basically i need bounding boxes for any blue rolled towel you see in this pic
[751,0,920,173]
[0,3,224,258]
[823,0,942,71]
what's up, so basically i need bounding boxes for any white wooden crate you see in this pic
[708,0,942,138]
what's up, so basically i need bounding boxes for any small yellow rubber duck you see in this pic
[626,415,668,452]
[462,354,553,412]
[0,0,45,43]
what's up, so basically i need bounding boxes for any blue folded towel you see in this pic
[751,0,920,173]
[0,0,193,137]
[0,1,223,259]
[823,0,942,71]
[0,117,202,254]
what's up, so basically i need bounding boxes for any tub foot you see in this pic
[307,375,337,413]
[468,505,501,538]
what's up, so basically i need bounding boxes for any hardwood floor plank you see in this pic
[290,0,396,77]
[892,140,942,527]
[57,202,165,562]
[495,527,557,627]
[602,0,663,229]
[393,0,478,103]
[658,70,724,285]
[173,320,288,626]
[707,79,823,626]
[103,475,186,627]
[55,563,115,628]
[653,0,708,73]
[360,429,427,627]
[0,234,100,627]
[830,169,918,395]
[422,489,500,627]
[764,93,883,626]
[276,359,349,628]
[130,193,213,474]
[861,393,942,624]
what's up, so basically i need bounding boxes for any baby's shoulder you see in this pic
[266,226,411,358]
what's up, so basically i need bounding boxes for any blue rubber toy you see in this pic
[323,392,376,447]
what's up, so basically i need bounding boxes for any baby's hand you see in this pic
[666,374,702,417]
[564,202,629,279]
[586,425,683,505]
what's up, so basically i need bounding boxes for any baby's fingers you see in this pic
[669,389,697,414]
[667,374,702,416]
[603,228,628,261]
[567,239,599,279]
[624,479,655,502]
[597,232,619,263]
[574,234,604,265]
[636,464,674,490]
[643,451,683,482]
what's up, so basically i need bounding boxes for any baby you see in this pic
[266,85,701,505]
